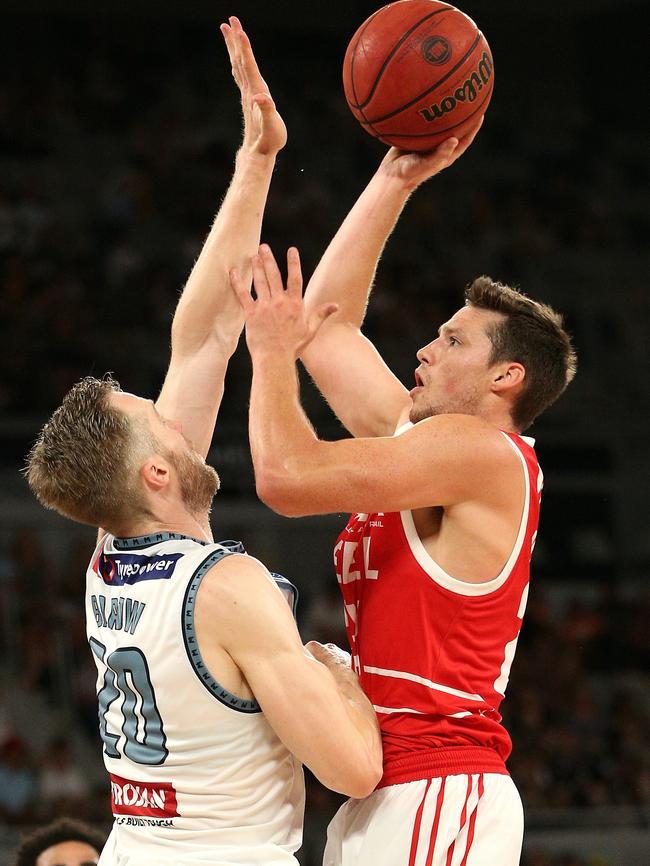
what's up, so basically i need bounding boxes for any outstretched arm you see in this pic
[155,17,287,458]
[301,123,482,438]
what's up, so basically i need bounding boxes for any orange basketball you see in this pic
[343,0,494,151]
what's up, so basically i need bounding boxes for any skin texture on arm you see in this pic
[194,554,383,798]
[155,17,287,458]
[250,350,519,518]
[300,124,483,438]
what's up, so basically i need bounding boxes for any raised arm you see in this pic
[196,555,383,798]
[231,243,521,517]
[301,124,482,438]
[155,17,287,457]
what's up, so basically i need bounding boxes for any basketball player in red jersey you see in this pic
[230,127,577,865]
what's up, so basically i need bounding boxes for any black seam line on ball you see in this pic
[361,31,484,126]
[351,6,454,111]
[376,78,493,140]
[349,5,384,114]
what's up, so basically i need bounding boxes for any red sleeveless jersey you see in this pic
[334,432,542,787]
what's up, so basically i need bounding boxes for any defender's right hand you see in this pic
[306,641,353,672]
[221,16,287,156]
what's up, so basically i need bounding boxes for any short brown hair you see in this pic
[465,276,577,430]
[25,375,153,529]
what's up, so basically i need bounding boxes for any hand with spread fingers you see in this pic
[230,245,338,359]
[378,115,484,191]
[220,16,287,156]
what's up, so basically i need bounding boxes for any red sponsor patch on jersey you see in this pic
[110,773,179,817]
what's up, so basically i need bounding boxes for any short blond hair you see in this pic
[25,376,153,529]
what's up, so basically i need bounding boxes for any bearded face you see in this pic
[409,379,485,424]
[165,446,220,516]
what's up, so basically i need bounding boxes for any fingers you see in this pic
[222,16,269,97]
[221,19,242,87]
[252,92,278,119]
[229,267,255,313]
[232,245,301,310]
[307,302,339,342]
[438,137,460,158]
[236,22,270,94]
[257,244,285,297]
[305,640,351,668]
[305,640,332,663]
[251,252,272,301]
[221,17,247,90]
[286,247,303,298]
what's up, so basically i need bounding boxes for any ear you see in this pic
[140,456,171,494]
[491,362,526,394]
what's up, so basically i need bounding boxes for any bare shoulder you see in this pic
[196,552,299,658]
[196,553,283,620]
[199,552,271,596]
[405,413,518,457]
[403,414,524,499]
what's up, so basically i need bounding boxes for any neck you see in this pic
[112,510,213,543]
[479,400,519,434]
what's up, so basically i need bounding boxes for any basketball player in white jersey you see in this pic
[25,18,382,866]
[230,130,577,865]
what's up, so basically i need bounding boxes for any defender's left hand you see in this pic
[230,245,338,358]
[221,16,287,156]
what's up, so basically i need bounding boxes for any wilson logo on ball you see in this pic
[342,1,494,150]
[421,36,451,65]
[418,50,493,123]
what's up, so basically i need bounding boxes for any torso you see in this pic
[411,485,524,583]
[334,432,542,786]
[86,532,304,863]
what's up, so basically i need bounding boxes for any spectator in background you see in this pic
[38,738,91,819]
[14,817,105,866]
[0,735,36,822]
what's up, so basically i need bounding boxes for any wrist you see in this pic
[235,148,277,172]
[371,167,415,200]
[250,345,298,365]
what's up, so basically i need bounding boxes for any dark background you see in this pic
[0,1,648,864]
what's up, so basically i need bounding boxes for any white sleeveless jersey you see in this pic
[85,531,305,866]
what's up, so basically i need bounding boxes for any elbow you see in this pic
[330,758,383,800]
[254,472,310,518]
[318,746,383,799]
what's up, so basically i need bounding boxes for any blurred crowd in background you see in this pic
[0,2,648,864]
[0,9,647,423]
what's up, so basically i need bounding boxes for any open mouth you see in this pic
[414,370,424,387]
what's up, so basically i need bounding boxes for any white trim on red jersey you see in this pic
[398,431,533,597]
[363,666,485,702]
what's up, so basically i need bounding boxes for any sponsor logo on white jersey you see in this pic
[110,773,179,818]
[95,552,183,585]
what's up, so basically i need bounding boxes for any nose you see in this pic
[416,340,436,364]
